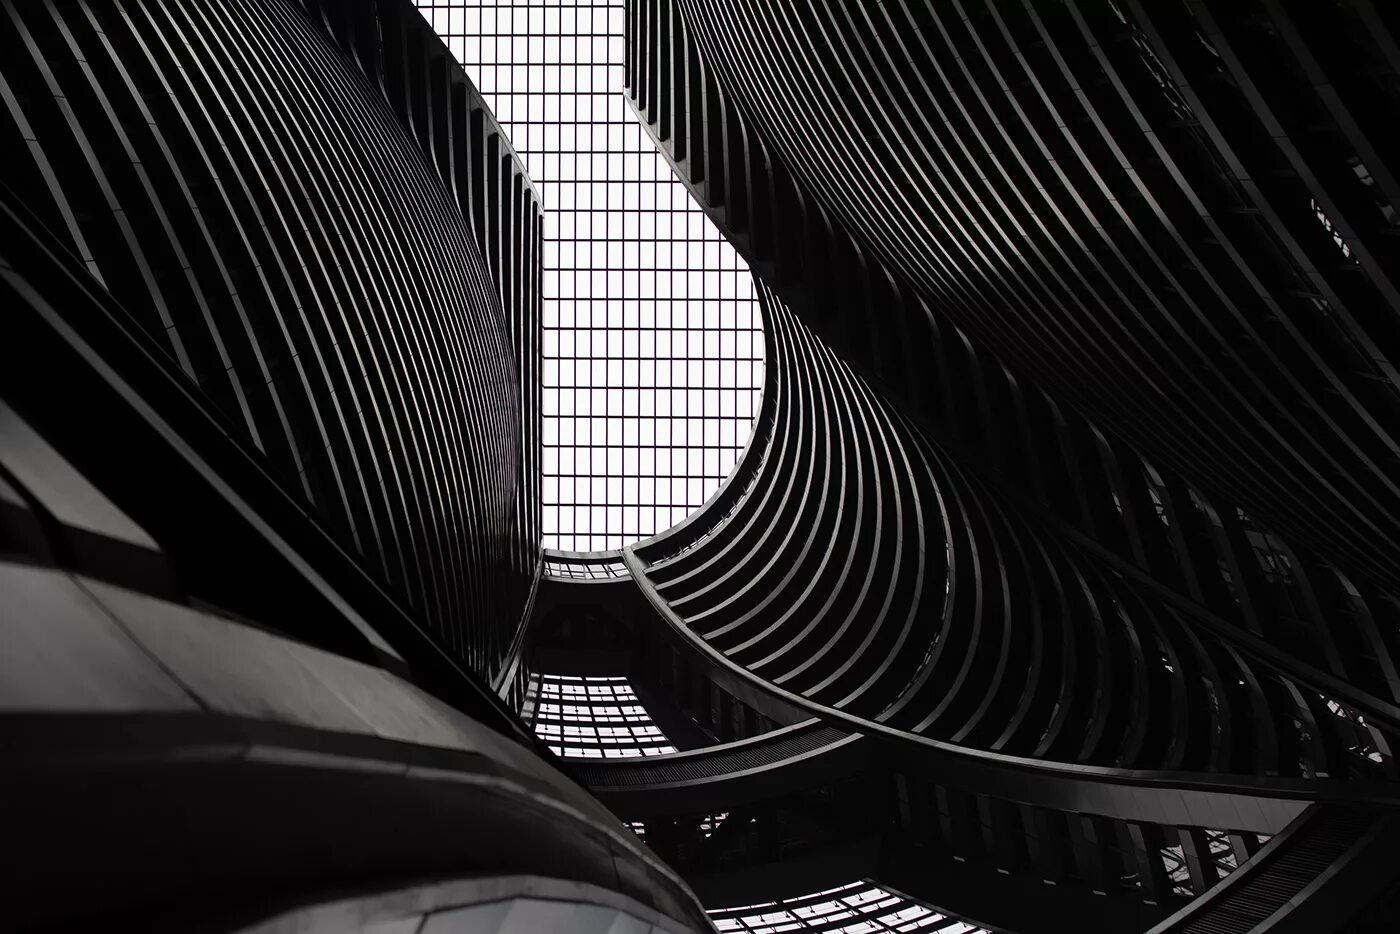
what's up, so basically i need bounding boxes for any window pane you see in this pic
[415,0,765,552]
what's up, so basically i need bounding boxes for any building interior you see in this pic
[3,1,1400,931]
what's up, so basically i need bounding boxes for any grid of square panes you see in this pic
[709,882,991,934]
[414,0,765,552]
[541,554,629,579]
[533,674,677,758]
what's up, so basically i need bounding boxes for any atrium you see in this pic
[3,1,1400,932]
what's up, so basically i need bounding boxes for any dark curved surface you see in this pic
[526,550,870,815]
[602,1,1400,925]
[0,393,709,933]
[0,0,541,688]
[626,286,1396,804]
[574,722,849,788]
[0,2,710,927]
[0,168,537,743]
[595,284,1400,924]
[3,709,710,934]
[510,282,1398,924]
[1144,806,1400,934]
[231,876,700,934]
[573,721,865,818]
[634,0,1400,605]
[629,0,1400,762]
[498,285,1373,926]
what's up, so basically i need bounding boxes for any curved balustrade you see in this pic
[627,0,1400,761]
[585,2,1400,924]
[594,282,1400,926]
[523,280,1399,920]
[571,721,862,817]
[630,0,1400,604]
[628,285,1397,794]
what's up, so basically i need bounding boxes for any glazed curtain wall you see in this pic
[0,0,542,684]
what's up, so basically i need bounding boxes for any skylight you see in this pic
[709,882,991,934]
[531,674,677,758]
[416,0,765,552]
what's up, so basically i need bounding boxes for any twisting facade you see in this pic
[7,0,1400,932]
[629,0,1400,600]
[1,0,541,689]
[0,0,709,931]
[519,0,1400,930]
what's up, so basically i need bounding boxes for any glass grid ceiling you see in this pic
[533,674,678,757]
[709,882,992,933]
[415,0,765,552]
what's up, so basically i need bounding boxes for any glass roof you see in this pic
[530,674,677,758]
[416,0,765,552]
[709,881,993,934]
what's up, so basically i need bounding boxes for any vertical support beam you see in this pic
[1229,830,1261,866]
[1179,826,1220,896]
[1071,815,1119,894]
[1127,822,1171,905]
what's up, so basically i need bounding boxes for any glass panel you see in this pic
[532,673,678,757]
[415,0,765,551]
[707,881,991,933]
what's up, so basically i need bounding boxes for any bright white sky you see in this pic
[416,0,765,552]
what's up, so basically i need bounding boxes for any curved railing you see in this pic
[626,0,1400,766]
[629,287,1395,790]
[632,0,1400,603]
[0,0,542,687]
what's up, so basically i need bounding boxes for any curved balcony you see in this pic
[628,0,1400,605]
